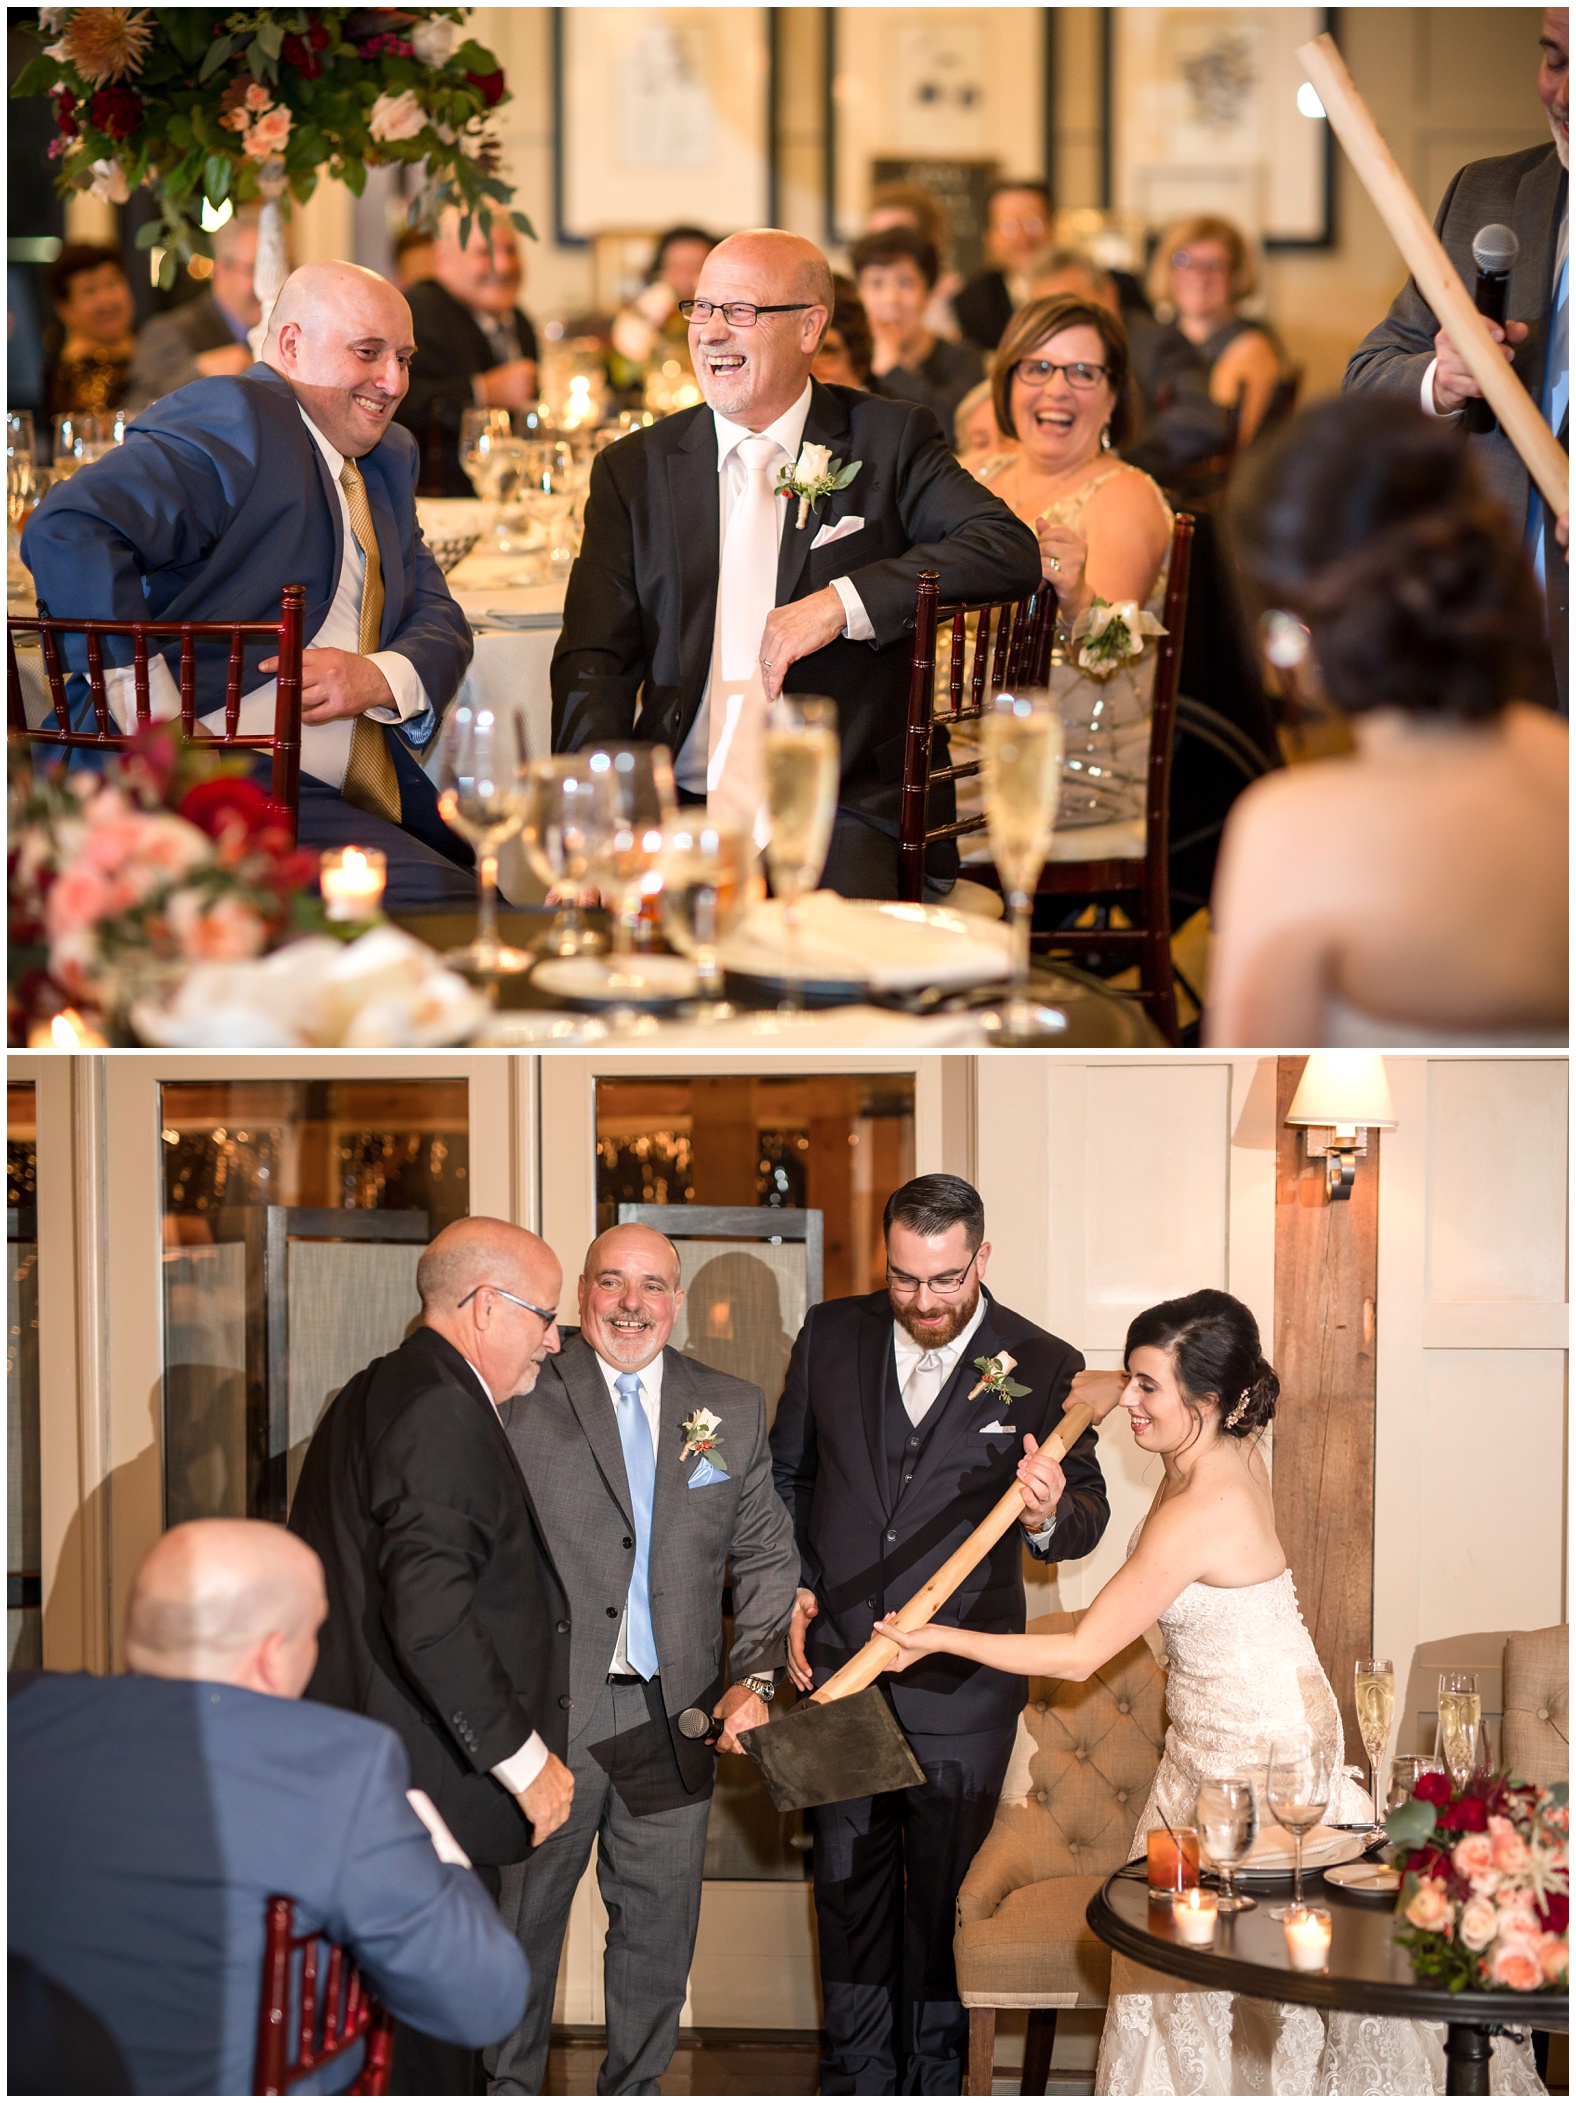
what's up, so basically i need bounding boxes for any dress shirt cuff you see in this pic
[1420,358,1460,419]
[830,573,876,643]
[364,650,433,729]
[491,1731,549,1794]
[1021,1513,1058,1549]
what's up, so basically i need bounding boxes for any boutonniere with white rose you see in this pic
[776,442,862,529]
[680,1407,725,1466]
[968,1352,1031,1403]
[1069,597,1166,680]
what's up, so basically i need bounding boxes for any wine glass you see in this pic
[7,412,34,467]
[51,412,101,478]
[516,754,612,957]
[1354,1656,1395,1822]
[459,407,511,498]
[585,743,677,969]
[658,810,756,1019]
[763,694,839,1014]
[1196,1775,1258,1914]
[1266,1726,1331,1918]
[1385,1754,1430,1818]
[433,701,534,977]
[1436,1672,1481,1790]
[979,687,1063,1039]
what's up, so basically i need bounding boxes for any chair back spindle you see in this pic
[254,1893,395,2097]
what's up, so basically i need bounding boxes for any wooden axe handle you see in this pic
[1298,32,1568,514]
[809,1401,1095,1706]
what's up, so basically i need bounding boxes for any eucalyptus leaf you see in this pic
[255,21,284,60]
[1384,1797,1438,1850]
[157,250,178,291]
[199,34,239,82]
[510,211,536,240]
[1551,1781,1569,1810]
[204,155,230,204]
[134,220,165,251]
[831,460,862,488]
[1001,1379,1031,1398]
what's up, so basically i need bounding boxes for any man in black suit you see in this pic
[397,213,540,496]
[551,229,1040,898]
[954,179,1052,354]
[289,1216,572,2092]
[771,1174,1108,2095]
[1345,6,1568,707]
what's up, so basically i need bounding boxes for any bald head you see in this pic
[264,261,414,457]
[126,1520,326,1698]
[578,1223,685,1372]
[690,230,834,429]
[419,1217,563,1402]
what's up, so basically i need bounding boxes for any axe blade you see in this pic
[739,1685,926,1812]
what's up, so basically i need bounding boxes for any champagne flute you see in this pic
[1436,1672,1481,1790]
[459,407,511,497]
[585,743,677,971]
[1354,1656,1395,1822]
[1266,1726,1331,1917]
[517,754,611,957]
[980,687,1063,1039]
[658,811,756,1019]
[1196,1775,1258,1914]
[763,694,839,1015]
[434,701,534,977]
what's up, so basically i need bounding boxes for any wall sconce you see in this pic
[1284,1054,1397,1200]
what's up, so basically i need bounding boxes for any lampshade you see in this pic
[1284,1053,1397,1130]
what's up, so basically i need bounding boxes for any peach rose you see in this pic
[1489,1943,1543,1991]
[1405,1878,1456,1934]
[168,889,270,963]
[44,863,120,937]
[1488,1816,1530,1875]
[1494,1897,1543,1948]
[244,107,292,160]
[243,82,273,112]
[1452,1833,1498,1892]
[368,89,427,142]
[1458,1896,1499,1952]
[1539,1937,1568,1985]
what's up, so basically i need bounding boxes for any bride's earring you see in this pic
[1100,423,1113,452]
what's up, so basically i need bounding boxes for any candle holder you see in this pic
[1172,1888,1218,1946]
[1283,1904,1332,1972]
[1146,1826,1201,1902]
[319,847,387,925]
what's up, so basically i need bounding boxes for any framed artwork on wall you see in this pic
[1109,6,1335,249]
[824,9,1052,270]
[554,8,778,248]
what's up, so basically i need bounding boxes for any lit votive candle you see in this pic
[320,846,386,923]
[1283,1905,1332,1972]
[27,1006,108,1049]
[1172,1888,1218,1945]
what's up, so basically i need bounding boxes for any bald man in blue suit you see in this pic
[22,262,477,906]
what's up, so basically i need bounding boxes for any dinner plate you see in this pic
[1321,1859,1401,1894]
[716,896,1014,1005]
[1233,1827,1369,1879]
[530,954,699,1011]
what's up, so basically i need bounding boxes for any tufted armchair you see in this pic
[954,1610,1168,2096]
[1501,1624,1568,1788]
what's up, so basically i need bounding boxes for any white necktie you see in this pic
[903,1349,946,1427]
[708,433,781,827]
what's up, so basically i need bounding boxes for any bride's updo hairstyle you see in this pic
[1124,1288,1278,1442]
[1229,394,1546,722]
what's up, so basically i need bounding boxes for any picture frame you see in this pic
[824,10,1053,272]
[1108,7,1335,249]
[553,8,779,250]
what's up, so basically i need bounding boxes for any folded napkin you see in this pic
[1237,1821,1365,1872]
[716,892,1012,993]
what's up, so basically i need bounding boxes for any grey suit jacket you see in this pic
[1344,143,1567,528]
[500,1335,798,1793]
[123,293,246,415]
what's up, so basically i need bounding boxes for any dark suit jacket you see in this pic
[289,1326,570,1867]
[397,280,541,497]
[550,381,1040,870]
[122,290,247,414]
[502,1334,798,1795]
[954,269,1016,354]
[770,1288,1107,1735]
[21,363,473,744]
[8,1670,528,2095]
[1345,144,1567,532]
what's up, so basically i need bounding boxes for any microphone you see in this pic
[678,1706,719,1743]
[1463,223,1520,435]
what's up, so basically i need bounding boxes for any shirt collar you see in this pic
[712,377,813,472]
[594,1348,666,1404]
[891,1291,990,1377]
[461,1355,497,1410]
[299,408,345,481]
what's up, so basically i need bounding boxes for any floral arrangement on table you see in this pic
[13,8,528,287]
[1067,597,1166,680]
[1386,1768,1568,1994]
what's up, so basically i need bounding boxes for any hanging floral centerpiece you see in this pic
[13,8,528,302]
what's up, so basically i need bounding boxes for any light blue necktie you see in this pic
[613,1372,660,1679]
[1529,250,1569,592]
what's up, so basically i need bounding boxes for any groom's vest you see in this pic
[881,1343,971,1513]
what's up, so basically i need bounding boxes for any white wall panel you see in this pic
[1425,1061,1568,1310]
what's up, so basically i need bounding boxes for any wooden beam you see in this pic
[1272,1056,1379,1774]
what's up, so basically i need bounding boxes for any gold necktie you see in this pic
[338,457,402,826]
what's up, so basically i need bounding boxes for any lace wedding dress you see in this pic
[1095,1535,1544,2096]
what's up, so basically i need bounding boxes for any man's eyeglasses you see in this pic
[457,1283,559,1323]
[1013,358,1109,391]
[679,300,816,328]
[886,1248,981,1300]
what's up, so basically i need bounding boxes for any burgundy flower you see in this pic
[281,32,323,76]
[1414,1771,1453,1807]
[178,776,275,843]
[310,25,330,50]
[1454,1795,1489,1833]
[88,85,144,141]
[54,86,78,137]
[1539,1892,1569,1936]
[465,68,505,107]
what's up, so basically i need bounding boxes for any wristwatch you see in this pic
[740,1672,777,1703]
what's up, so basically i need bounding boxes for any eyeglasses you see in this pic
[679,300,816,327]
[457,1283,559,1324]
[1013,358,1109,391]
[885,1248,980,1299]
[1171,250,1231,276]
[994,216,1047,238]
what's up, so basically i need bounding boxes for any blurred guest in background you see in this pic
[851,226,982,446]
[610,224,716,392]
[955,178,1052,352]
[866,178,964,339]
[397,211,539,497]
[1148,214,1286,445]
[43,243,136,417]
[394,223,439,290]
[122,208,263,414]
[1209,396,1567,1048]
[810,273,875,389]
[953,378,1006,464]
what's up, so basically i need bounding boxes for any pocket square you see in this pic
[687,1456,729,1487]
[810,514,865,551]
[978,1420,1016,1435]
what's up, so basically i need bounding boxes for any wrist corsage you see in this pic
[1069,597,1166,679]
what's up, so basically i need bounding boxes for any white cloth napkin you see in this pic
[716,892,1013,992]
